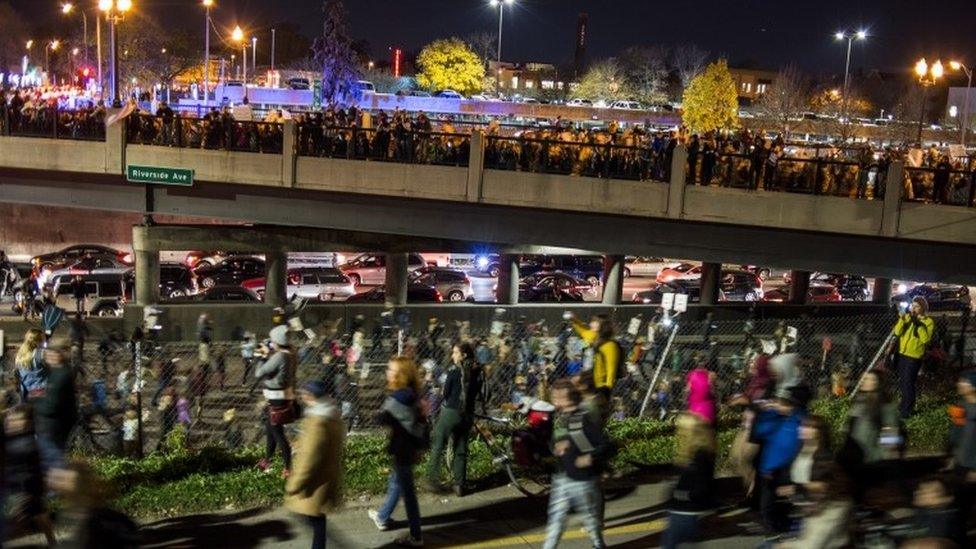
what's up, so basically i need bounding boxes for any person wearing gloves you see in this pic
[569,313,621,423]
[285,381,346,549]
[892,296,935,418]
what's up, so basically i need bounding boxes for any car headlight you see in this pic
[476,257,489,269]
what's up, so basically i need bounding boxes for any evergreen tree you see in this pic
[312,0,360,104]
[682,59,739,134]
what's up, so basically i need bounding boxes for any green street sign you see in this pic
[126,165,194,186]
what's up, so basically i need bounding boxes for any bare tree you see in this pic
[889,84,927,145]
[757,65,808,138]
[673,44,709,91]
[618,45,669,105]
[465,31,497,69]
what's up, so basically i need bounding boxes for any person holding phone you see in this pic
[567,312,620,424]
[892,297,935,418]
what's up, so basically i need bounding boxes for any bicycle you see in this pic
[471,401,556,498]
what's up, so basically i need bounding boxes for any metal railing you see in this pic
[903,166,976,207]
[484,135,664,182]
[296,125,471,167]
[1,107,106,141]
[126,113,284,154]
[695,153,885,199]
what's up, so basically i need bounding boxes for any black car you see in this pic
[346,283,443,303]
[631,280,724,305]
[810,273,870,301]
[720,270,764,302]
[32,244,131,273]
[194,257,266,289]
[519,255,605,286]
[179,285,261,302]
[160,263,197,299]
[518,277,586,303]
[892,284,972,312]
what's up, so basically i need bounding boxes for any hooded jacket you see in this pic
[286,399,346,516]
[377,389,426,466]
[686,368,716,425]
[753,407,803,475]
[770,353,801,400]
[893,313,935,360]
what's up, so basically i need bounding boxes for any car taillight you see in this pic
[435,291,443,302]
[120,252,133,264]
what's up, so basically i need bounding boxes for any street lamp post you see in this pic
[950,61,973,146]
[61,3,89,65]
[45,40,61,84]
[202,0,214,105]
[251,37,257,74]
[232,26,247,100]
[271,29,276,71]
[834,29,867,131]
[914,58,944,145]
[489,0,514,62]
[100,0,133,107]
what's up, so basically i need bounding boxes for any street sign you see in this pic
[126,165,194,186]
[661,292,675,311]
[673,293,689,312]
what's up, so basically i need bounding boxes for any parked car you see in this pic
[177,285,261,302]
[610,100,642,110]
[624,257,676,278]
[519,282,586,303]
[566,98,593,107]
[892,284,972,311]
[738,265,789,281]
[520,255,605,286]
[184,251,255,269]
[396,89,431,97]
[241,267,356,302]
[160,263,197,298]
[810,273,870,301]
[47,254,133,281]
[632,280,722,305]
[720,271,764,302]
[345,283,443,303]
[51,272,133,316]
[32,245,132,274]
[287,78,311,90]
[338,253,427,286]
[474,254,502,277]
[409,267,473,302]
[764,283,842,303]
[194,256,266,288]
[436,89,464,99]
[656,262,702,284]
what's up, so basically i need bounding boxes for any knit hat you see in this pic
[269,325,289,346]
[301,380,329,399]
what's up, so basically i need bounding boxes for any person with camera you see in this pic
[568,313,621,424]
[255,325,297,478]
[892,297,935,418]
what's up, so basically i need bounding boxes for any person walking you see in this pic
[425,342,483,496]
[34,338,79,470]
[4,404,57,546]
[892,296,935,418]
[15,329,47,401]
[839,370,898,510]
[286,381,346,549]
[71,275,87,316]
[949,370,976,543]
[542,378,609,549]
[255,325,297,477]
[570,313,621,422]
[751,388,805,544]
[368,357,427,547]
[663,411,716,548]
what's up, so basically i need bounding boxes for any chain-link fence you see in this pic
[4,308,971,457]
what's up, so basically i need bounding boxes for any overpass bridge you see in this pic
[2,113,976,308]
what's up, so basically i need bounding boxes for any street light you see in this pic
[232,26,247,88]
[61,3,88,65]
[915,58,944,144]
[834,29,867,129]
[202,0,214,104]
[100,0,133,107]
[949,60,973,146]
[489,0,515,62]
[46,40,61,84]
[251,36,257,74]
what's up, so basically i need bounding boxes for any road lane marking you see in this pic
[442,517,667,548]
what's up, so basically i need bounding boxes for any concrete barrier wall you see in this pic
[295,157,469,201]
[480,170,669,217]
[0,137,107,173]
[682,186,884,236]
[126,145,284,186]
[898,202,976,244]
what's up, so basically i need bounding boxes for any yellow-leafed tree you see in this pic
[416,38,485,97]
[681,59,740,134]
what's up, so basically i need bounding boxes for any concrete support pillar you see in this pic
[495,254,520,305]
[601,255,626,305]
[699,262,721,306]
[466,130,486,202]
[134,249,160,306]
[789,270,811,305]
[666,144,688,219]
[105,112,125,175]
[384,252,409,307]
[880,161,904,238]
[265,251,288,307]
[873,277,893,304]
[282,119,296,187]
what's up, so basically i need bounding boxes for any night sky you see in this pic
[10,0,976,76]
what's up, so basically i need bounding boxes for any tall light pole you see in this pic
[915,58,944,145]
[950,60,973,146]
[251,36,257,74]
[834,29,867,127]
[232,25,247,99]
[202,0,214,104]
[271,28,276,71]
[25,40,33,71]
[61,3,89,65]
[489,0,514,62]
[100,0,133,107]
[46,40,61,84]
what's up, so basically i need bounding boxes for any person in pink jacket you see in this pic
[686,367,716,425]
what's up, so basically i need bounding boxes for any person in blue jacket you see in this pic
[751,385,808,544]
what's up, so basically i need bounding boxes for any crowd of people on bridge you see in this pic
[0,87,106,140]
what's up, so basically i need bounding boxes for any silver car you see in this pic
[409,267,473,302]
[287,268,356,301]
[339,253,427,286]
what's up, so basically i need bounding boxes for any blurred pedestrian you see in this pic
[286,381,346,549]
[751,388,805,543]
[255,325,297,477]
[729,354,773,503]
[892,297,934,418]
[663,412,716,548]
[949,370,976,542]
[15,328,46,401]
[368,357,427,547]
[35,338,78,470]
[122,408,139,459]
[570,313,621,422]
[3,404,56,545]
[425,342,482,496]
[542,378,608,549]
[838,370,898,510]
[47,462,139,548]
[686,366,716,426]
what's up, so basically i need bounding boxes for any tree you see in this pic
[810,86,874,142]
[757,65,808,138]
[415,38,485,96]
[312,0,360,103]
[888,84,927,145]
[618,46,669,105]
[0,2,29,76]
[465,31,497,69]
[682,59,739,134]
[571,59,632,103]
[673,44,709,91]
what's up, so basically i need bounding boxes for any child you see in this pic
[122,408,139,459]
[3,404,56,545]
[223,408,244,448]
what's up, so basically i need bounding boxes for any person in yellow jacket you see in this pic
[570,313,621,421]
[892,297,935,418]
[286,381,346,549]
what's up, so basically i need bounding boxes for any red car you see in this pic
[655,263,701,284]
[764,284,841,303]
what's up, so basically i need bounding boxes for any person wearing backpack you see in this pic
[570,313,621,424]
[425,342,483,497]
[892,296,935,418]
[254,325,297,478]
[369,357,427,547]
